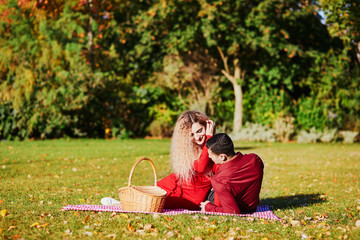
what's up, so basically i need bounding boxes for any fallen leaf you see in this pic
[38,223,49,228]
[83,231,92,236]
[144,224,152,230]
[0,209,8,217]
[137,229,146,235]
[0,200,3,204]
[128,223,135,232]
[355,220,360,228]
[63,229,72,236]
[290,220,300,227]
[30,222,40,228]
[7,226,16,231]
[105,233,117,238]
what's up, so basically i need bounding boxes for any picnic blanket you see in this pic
[62,205,279,220]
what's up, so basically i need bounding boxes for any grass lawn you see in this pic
[1,139,360,239]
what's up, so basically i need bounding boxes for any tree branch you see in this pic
[221,69,235,85]
[217,46,230,74]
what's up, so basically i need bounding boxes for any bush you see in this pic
[149,119,173,138]
[295,96,330,131]
[296,127,322,143]
[230,122,275,142]
[319,128,338,143]
[148,104,178,138]
[273,116,295,142]
[339,131,359,144]
[250,88,293,127]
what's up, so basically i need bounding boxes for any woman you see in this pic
[157,110,216,209]
[101,110,216,209]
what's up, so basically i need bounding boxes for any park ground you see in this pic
[1,139,360,239]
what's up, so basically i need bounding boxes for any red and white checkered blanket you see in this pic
[62,205,279,220]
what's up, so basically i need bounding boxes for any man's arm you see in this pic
[204,179,241,214]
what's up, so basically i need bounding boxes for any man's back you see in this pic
[209,153,264,213]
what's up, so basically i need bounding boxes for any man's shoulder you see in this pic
[242,153,262,162]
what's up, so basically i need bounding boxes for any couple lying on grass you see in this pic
[102,110,264,214]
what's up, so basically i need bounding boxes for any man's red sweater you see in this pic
[205,153,264,214]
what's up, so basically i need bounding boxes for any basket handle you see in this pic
[128,157,158,187]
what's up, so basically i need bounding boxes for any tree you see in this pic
[0,1,100,138]
[154,50,220,113]
[198,0,333,131]
[318,0,360,65]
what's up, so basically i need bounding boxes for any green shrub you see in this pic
[273,116,295,142]
[230,122,275,142]
[148,103,178,138]
[295,96,330,131]
[339,131,359,144]
[296,127,322,143]
[250,87,293,127]
[319,128,338,143]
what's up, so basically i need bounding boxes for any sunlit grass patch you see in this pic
[1,139,360,239]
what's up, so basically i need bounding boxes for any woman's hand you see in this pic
[206,120,216,136]
[200,200,210,212]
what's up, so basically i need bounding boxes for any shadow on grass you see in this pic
[260,193,326,210]
[234,146,257,151]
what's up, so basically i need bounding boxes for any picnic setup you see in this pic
[1,0,359,239]
[62,158,280,221]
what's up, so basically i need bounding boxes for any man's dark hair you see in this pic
[206,133,236,156]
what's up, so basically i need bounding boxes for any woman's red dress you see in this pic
[157,136,214,210]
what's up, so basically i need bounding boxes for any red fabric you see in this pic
[214,192,221,207]
[205,153,264,214]
[157,136,214,210]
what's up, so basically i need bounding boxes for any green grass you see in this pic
[1,139,360,239]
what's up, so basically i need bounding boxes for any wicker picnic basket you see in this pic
[118,157,167,212]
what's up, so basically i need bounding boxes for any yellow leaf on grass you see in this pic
[8,226,16,231]
[0,209,8,217]
[128,223,135,232]
[0,200,4,204]
[39,223,49,228]
[30,222,40,228]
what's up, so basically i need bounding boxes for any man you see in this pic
[200,133,264,214]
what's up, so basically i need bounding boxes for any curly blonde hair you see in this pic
[170,110,210,181]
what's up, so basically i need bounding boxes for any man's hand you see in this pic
[200,200,210,212]
[205,120,216,136]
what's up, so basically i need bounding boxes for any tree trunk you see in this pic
[86,0,94,71]
[233,64,243,132]
[217,47,243,132]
